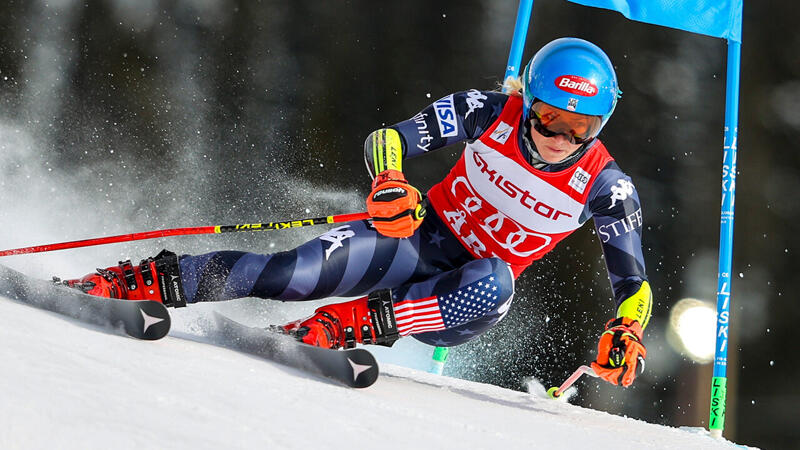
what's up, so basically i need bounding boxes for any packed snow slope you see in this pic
[0,295,751,450]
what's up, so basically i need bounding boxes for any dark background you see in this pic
[0,1,795,448]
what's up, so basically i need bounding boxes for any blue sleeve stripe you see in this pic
[192,251,249,303]
[331,222,379,295]
[277,239,324,301]
[220,252,270,300]
[341,235,401,297]
[376,232,423,288]
[178,252,217,303]
[251,249,297,299]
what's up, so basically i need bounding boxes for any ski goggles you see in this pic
[530,101,603,145]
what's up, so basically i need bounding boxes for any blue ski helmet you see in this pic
[521,38,620,136]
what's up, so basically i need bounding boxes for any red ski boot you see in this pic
[56,249,187,307]
[281,290,400,349]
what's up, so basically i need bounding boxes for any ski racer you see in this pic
[61,37,652,388]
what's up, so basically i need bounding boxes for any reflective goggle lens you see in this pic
[530,102,602,144]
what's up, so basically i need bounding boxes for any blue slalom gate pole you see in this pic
[504,0,535,84]
[710,39,742,439]
[429,0,534,375]
[560,0,743,438]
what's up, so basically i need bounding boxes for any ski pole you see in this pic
[547,365,597,399]
[0,212,370,257]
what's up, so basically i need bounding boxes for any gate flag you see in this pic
[566,0,742,42]
[565,0,744,440]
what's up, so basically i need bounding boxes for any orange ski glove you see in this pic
[366,169,426,238]
[591,317,647,387]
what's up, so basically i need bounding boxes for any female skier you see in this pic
[62,37,651,388]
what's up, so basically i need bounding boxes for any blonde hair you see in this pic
[499,76,524,97]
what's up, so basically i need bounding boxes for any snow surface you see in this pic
[0,296,753,450]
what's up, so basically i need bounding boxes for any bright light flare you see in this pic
[667,298,717,363]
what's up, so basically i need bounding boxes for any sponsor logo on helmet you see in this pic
[555,75,597,97]
[567,98,579,111]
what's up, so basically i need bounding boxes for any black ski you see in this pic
[209,312,379,388]
[0,263,170,340]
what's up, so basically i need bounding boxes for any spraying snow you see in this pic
[525,376,577,402]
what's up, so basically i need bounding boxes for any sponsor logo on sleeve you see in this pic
[609,179,635,209]
[433,94,458,138]
[568,167,591,194]
[465,89,488,118]
[597,208,643,243]
[489,121,513,144]
[412,112,433,152]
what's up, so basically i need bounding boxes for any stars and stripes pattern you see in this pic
[395,275,503,336]
[395,296,443,335]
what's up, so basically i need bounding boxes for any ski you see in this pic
[0,263,171,340]
[209,312,379,388]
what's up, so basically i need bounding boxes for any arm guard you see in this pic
[615,280,653,330]
[364,128,404,179]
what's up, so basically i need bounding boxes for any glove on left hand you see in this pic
[591,317,646,387]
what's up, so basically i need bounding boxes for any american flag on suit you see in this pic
[394,276,503,336]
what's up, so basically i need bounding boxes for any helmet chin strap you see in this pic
[522,136,550,170]
[522,121,590,171]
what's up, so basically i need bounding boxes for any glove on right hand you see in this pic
[366,169,425,238]
[590,317,647,387]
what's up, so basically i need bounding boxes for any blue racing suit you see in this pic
[177,90,651,346]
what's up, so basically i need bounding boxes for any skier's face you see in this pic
[528,101,600,163]
[529,120,583,163]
